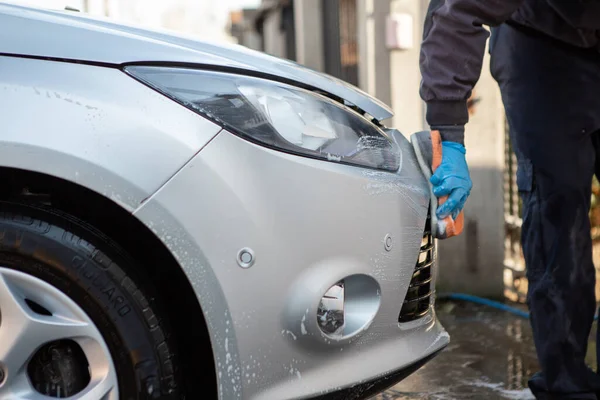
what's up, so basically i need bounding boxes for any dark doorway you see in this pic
[281,0,297,61]
[322,0,359,85]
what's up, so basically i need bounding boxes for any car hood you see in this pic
[0,2,394,122]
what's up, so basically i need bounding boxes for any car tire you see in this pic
[0,202,182,399]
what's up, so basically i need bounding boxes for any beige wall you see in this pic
[388,0,425,135]
[357,0,392,108]
[358,0,506,297]
[436,42,506,298]
[262,8,287,58]
[294,0,325,71]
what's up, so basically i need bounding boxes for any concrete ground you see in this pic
[375,300,599,400]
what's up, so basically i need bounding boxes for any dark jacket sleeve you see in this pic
[419,0,524,129]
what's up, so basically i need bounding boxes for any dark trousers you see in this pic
[491,23,600,399]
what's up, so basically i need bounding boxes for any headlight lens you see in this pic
[125,66,400,171]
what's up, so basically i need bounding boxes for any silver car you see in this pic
[0,2,448,399]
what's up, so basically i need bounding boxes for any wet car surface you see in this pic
[0,4,446,398]
[375,299,600,399]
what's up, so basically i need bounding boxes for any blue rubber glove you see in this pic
[430,142,472,219]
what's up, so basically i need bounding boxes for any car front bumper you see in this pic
[311,348,444,400]
[134,128,449,400]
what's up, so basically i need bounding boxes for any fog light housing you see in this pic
[317,282,345,336]
[316,275,381,340]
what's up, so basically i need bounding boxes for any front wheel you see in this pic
[0,204,182,399]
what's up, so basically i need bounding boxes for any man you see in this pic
[419,1,600,399]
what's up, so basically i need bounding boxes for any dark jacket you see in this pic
[420,0,600,131]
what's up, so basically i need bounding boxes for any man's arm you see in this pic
[419,0,524,143]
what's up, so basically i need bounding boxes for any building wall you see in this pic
[388,0,425,135]
[240,27,263,51]
[361,0,505,297]
[437,42,506,298]
[229,9,264,51]
[262,8,287,58]
[84,0,236,42]
[357,0,391,107]
[294,0,324,71]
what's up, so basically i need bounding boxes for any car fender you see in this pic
[0,55,222,212]
[0,56,232,394]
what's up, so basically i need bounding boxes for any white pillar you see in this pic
[262,10,287,58]
[387,0,425,135]
[293,0,325,71]
[83,0,106,15]
[357,0,392,108]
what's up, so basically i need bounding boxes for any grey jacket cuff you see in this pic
[431,125,465,146]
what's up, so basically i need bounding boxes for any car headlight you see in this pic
[125,66,400,172]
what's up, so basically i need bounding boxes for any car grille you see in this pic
[399,212,434,323]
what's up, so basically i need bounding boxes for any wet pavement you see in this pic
[375,299,599,400]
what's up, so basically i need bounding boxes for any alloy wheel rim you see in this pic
[0,267,118,399]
